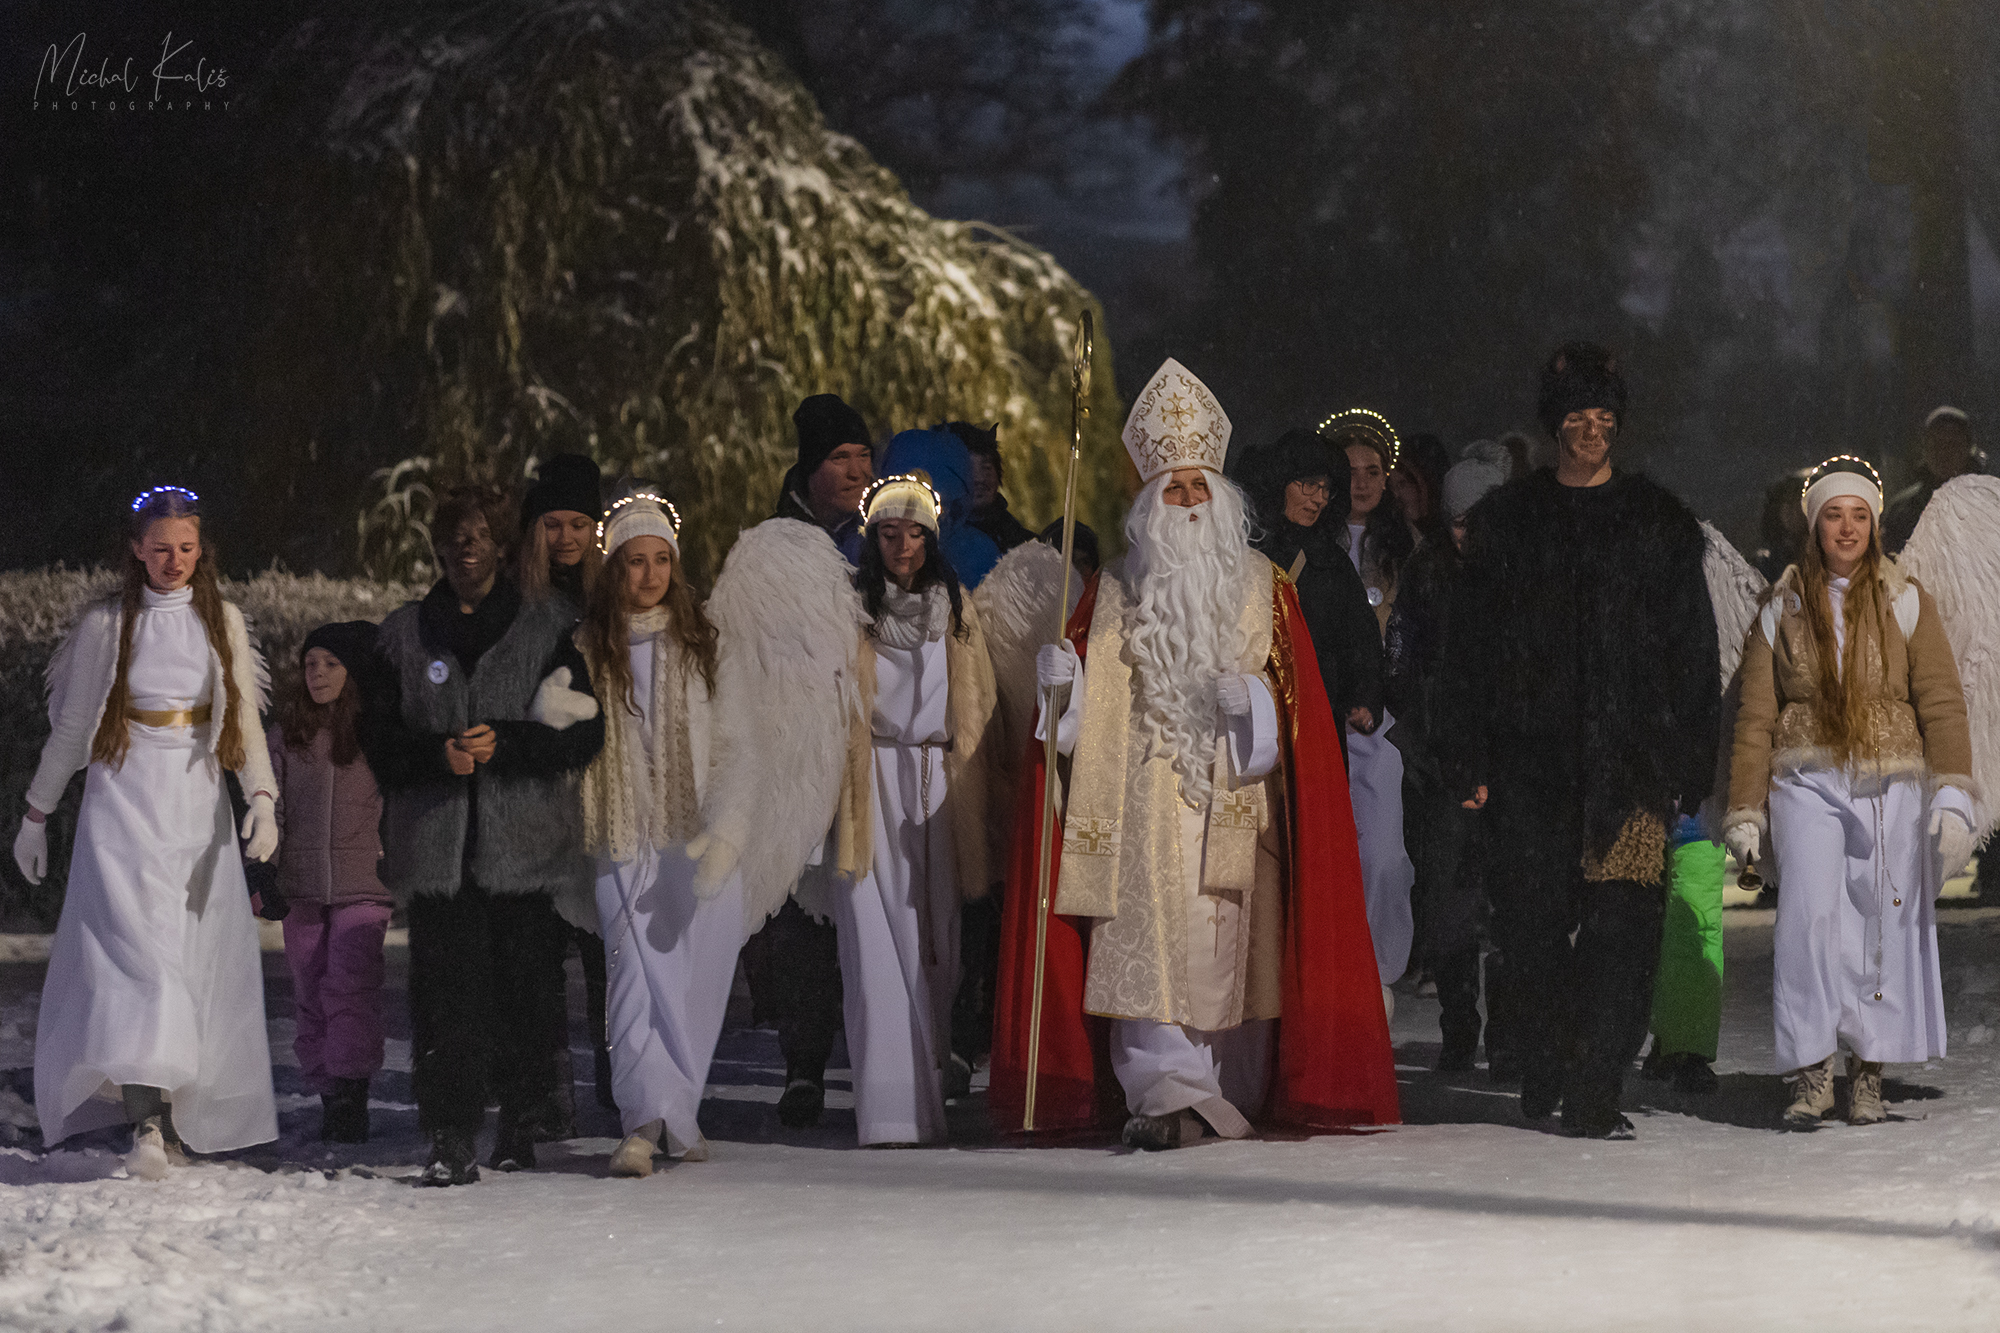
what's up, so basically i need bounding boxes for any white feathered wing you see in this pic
[970,539,1079,772]
[697,519,869,933]
[1698,522,1769,838]
[1897,475,2000,844]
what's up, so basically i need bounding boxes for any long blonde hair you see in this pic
[517,517,604,600]
[92,494,246,772]
[579,540,718,717]
[1795,510,1888,769]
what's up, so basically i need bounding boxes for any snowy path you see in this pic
[5,909,2000,1331]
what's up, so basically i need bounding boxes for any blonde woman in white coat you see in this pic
[13,488,280,1179]
[571,491,738,1178]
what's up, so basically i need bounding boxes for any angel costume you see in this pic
[697,479,1000,1146]
[576,498,744,1164]
[1728,467,1977,1076]
[990,360,1399,1141]
[28,585,279,1153]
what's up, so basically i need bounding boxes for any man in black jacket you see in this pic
[360,485,606,1184]
[946,420,1039,553]
[1440,344,1719,1140]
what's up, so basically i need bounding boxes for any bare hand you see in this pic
[1461,785,1488,811]
[445,739,476,776]
[459,724,497,764]
[1347,707,1375,733]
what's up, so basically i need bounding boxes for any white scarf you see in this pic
[874,583,950,650]
[582,610,700,861]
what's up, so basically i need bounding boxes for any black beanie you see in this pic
[1537,342,1627,438]
[300,620,378,670]
[794,394,872,477]
[522,453,604,527]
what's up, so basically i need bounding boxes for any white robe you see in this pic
[1346,712,1415,984]
[593,632,745,1153]
[828,634,960,1146]
[33,586,278,1153]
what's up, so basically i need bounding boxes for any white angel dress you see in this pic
[30,586,279,1153]
[586,622,745,1157]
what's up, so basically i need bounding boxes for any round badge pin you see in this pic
[1367,586,1384,608]
[427,659,449,685]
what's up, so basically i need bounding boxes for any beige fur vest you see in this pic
[1726,560,1976,830]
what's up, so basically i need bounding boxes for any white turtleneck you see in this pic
[127,585,213,711]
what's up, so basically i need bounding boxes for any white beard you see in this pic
[1123,475,1258,809]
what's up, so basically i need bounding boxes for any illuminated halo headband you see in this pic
[596,488,682,555]
[1316,407,1401,470]
[130,485,200,513]
[1799,454,1883,518]
[860,471,944,532]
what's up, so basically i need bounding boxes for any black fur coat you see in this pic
[1439,468,1719,859]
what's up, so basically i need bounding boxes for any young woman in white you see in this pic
[13,487,280,1177]
[1725,457,1978,1128]
[572,490,736,1177]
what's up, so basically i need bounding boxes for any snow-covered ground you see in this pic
[5,905,2000,1332]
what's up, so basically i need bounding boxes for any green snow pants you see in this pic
[1649,838,1726,1061]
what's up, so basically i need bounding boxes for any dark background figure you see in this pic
[1751,469,1812,584]
[1392,432,1454,549]
[1388,441,1513,1074]
[946,421,1039,553]
[1440,343,1719,1141]
[518,453,616,1128]
[1883,406,1987,555]
[1038,519,1101,579]
[740,393,875,1128]
[358,485,606,1183]
[1235,428,1385,767]
[879,429,1003,589]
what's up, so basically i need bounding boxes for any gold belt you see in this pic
[128,704,213,728]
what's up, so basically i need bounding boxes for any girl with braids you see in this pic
[14,487,280,1177]
[1726,457,1977,1129]
[569,489,734,1178]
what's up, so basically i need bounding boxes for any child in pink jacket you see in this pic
[268,622,391,1143]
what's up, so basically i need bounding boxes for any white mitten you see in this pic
[1932,806,1978,883]
[1035,641,1079,690]
[689,832,741,898]
[529,666,601,730]
[242,793,279,863]
[1216,673,1254,718]
[1723,822,1760,867]
[14,816,48,886]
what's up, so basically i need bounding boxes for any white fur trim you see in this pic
[699,518,868,934]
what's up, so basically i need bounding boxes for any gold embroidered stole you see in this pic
[1054,559,1276,919]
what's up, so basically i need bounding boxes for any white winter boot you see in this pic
[127,1117,171,1181]
[609,1120,664,1178]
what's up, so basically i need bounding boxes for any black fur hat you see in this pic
[1537,342,1626,438]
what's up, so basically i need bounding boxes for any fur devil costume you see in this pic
[1440,464,1719,1135]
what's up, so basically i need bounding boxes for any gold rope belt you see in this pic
[128,704,212,728]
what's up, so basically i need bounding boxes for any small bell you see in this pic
[1874,991,1883,1001]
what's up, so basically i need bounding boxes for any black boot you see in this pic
[490,1108,538,1172]
[419,1129,480,1186]
[320,1078,370,1143]
[778,1077,825,1128]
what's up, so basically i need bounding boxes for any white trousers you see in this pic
[1347,713,1415,983]
[1769,769,1946,1070]
[830,741,959,1146]
[595,844,746,1152]
[1108,1017,1275,1138]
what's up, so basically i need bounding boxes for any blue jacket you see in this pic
[877,430,1002,589]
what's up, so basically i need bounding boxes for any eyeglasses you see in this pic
[1290,478,1332,499]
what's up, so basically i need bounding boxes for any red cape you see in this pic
[990,572,1401,1135]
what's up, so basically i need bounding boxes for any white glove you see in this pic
[687,832,741,898]
[1724,822,1760,867]
[242,793,279,864]
[1035,641,1079,690]
[14,816,48,885]
[1216,673,1254,718]
[529,666,601,730]
[1933,806,1978,883]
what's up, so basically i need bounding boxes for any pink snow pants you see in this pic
[282,900,392,1089]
